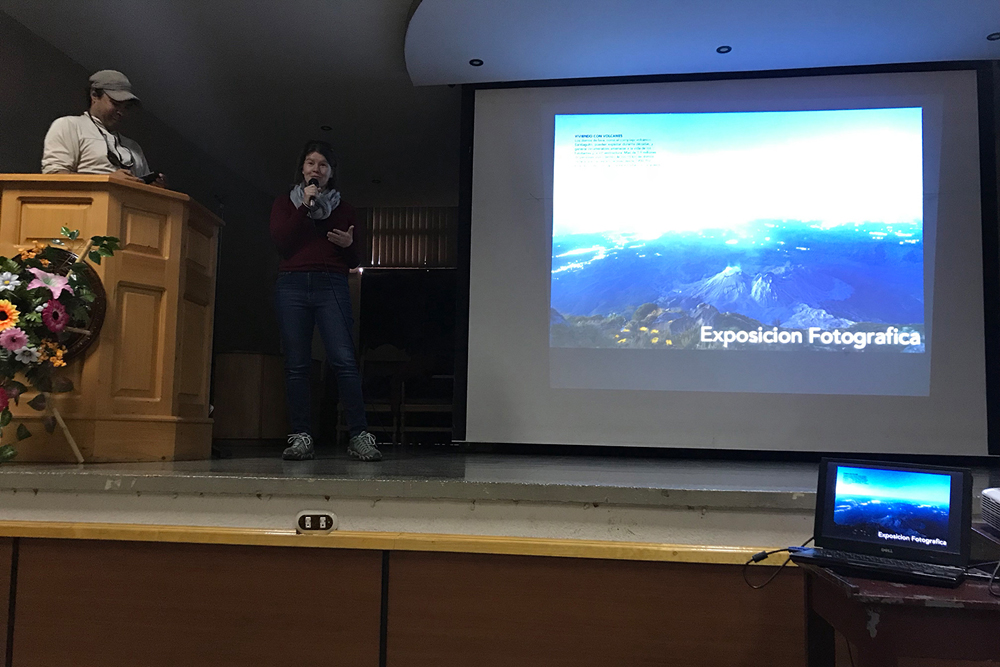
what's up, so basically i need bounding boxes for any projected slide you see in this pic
[550,109,925,354]
[831,466,951,548]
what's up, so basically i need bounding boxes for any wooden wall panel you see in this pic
[12,539,382,667]
[387,551,805,667]
[0,537,10,664]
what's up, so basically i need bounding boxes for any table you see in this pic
[803,563,1000,666]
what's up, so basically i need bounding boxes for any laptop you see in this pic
[789,458,973,587]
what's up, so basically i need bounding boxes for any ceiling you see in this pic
[2,1,998,203]
[406,0,1000,85]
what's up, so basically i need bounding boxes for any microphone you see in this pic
[306,178,319,207]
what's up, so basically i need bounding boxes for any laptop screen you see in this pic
[815,459,972,566]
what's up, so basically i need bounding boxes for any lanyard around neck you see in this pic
[86,112,135,170]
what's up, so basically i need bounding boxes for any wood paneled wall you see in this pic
[10,539,382,667]
[0,536,810,667]
[387,551,805,667]
[0,537,10,664]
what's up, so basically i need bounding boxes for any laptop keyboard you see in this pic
[798,547,967,585]
[819,549,965,577]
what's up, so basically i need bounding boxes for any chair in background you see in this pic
[398,356,454,445]
[336,343,410,445]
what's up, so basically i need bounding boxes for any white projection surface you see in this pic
[466,70,988,455]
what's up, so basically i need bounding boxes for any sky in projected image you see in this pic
[834,467,950,506]
[553,109,923,237]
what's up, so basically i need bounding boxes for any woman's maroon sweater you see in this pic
[269,194,363,273]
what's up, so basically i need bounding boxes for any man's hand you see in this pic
[151,173,167,188]
[109,168,142,183]
[327,226,354,248]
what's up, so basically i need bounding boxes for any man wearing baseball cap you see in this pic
[42,70,163,185]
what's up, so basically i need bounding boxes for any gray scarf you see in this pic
[290,183,341,220]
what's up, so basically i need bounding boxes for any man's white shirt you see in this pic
[42,113,150,177]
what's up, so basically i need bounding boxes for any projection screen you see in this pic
[465,68,990,456]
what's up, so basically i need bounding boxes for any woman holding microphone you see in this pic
[269,140,381,461]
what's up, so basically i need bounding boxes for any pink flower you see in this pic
[0,327,27,351]
[27,268,73,299]
[42,300,67,333]
[0,388,7,412]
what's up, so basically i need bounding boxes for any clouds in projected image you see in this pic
[550,108,926,355]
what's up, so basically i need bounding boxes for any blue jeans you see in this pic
[275,271,367,437]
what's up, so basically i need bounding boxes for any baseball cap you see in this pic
[89,70,140,103]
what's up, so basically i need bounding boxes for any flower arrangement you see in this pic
[0,228,119,463]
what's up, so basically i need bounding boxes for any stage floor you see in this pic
[0,442,827,510]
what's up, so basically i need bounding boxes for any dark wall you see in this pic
[0,10,281,355]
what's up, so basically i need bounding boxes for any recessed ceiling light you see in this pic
[320,125,332,131]
[716,45,732,54]
[469,58,484,67]
[988,32,1000,41]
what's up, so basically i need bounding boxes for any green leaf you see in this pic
[15,424,31,441]
[98,247,113,257]
[52,376,73,393]
[70,305,89,323]
[0,409,10,427]
[79,292,95,303]
[7,381,26,405]
[0,444,16,463]
[88,251,102,265]
[42,416,56,434]
[61,226,71,238]
[33,373,52,393]
[26,393,46,411]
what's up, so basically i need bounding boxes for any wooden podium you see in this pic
[0,174,221,462]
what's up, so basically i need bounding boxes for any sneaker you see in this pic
[282,432,315,460]
[347,431,382,461]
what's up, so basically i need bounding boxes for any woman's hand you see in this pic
[327,225,354,248]
[302,183,319,208]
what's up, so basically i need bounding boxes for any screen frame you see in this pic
[454,60,1000,461]
[813,458,973,566]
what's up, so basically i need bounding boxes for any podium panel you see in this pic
[0,175,221,461]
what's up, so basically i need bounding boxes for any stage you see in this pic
[0,445,994,548]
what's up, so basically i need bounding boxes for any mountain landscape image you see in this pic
[549,218,925,352]
[833,495,949,545]
[831,467,951,547]
[550,107,926,353]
